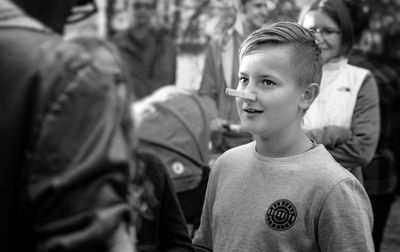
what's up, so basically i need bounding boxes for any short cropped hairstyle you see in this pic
[239,21,323,87]
[298,0,354,56]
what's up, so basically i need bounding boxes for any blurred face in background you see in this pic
[130,0,156,28]
[301,10,342,63]
[242,0,268,31]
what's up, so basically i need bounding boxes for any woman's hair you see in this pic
[239,21,323,87]
[343,0,370,44]
[298,0,354,56]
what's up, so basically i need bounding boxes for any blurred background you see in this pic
[64,1,400,251]
[65,0,400,89]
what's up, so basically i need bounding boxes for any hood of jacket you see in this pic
[0,0,49,32]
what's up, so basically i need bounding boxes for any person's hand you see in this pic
[210,118,243,133]
[209,117,228,132]
[305,126,351,148]
[225,123,242,133]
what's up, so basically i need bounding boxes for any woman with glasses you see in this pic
[298,0,380,186]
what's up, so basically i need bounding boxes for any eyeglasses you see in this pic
[133,2,156,10]
[309,28,341,37]
[67,1,98,24]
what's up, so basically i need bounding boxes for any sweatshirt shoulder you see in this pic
[211,143,253,173]
[218,142,254,160]
[307,145,358,184]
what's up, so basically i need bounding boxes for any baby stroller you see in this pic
[133,86,211,231]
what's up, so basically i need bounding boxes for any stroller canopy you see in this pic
[133,86,211,192]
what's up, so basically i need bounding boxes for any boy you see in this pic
[193,22,374,251]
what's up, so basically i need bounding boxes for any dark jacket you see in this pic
[349,49,398,194]
[133,149,195,252]
[0,1,134,251]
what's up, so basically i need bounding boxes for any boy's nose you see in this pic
[243,95,256,103]
[315,33,325,43]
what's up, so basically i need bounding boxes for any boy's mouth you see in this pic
[243,108,263,114]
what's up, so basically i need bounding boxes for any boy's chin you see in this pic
[240,123,258,135]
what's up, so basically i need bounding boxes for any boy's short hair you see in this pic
[239,21,323,87]
[298,0,354,56]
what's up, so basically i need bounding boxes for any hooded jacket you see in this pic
[0,1,135,251]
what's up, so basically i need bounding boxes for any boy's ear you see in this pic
[299,83,319,110]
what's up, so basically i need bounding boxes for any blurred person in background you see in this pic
[197,0,268,155]
[112,0,177,100]
[71,38,195,252]
[299,0,380,184]
[346,1,399,251]
[0,0,136,251]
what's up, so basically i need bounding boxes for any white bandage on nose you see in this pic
[225,88,256,102]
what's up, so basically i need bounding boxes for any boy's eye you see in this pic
[261,79,275,86]
[239,77,249,85]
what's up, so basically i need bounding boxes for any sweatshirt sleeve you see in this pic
[327,74,380,169]
[318,178,374,252]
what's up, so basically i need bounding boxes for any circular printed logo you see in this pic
[265,199,297,231]
[172,161,184,174]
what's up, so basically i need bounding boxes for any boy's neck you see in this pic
[254,133,313,158]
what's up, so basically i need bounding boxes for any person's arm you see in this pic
[318,178,374,251]
[152,29,177,86]
[166,34,177,85]
[27,40,134,252]
[305,126,351,148]
[328,75,380,169]
[198,42,219,112]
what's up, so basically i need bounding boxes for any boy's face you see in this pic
[237,45,305,140]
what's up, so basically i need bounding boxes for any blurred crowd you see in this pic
[1,0,399,251]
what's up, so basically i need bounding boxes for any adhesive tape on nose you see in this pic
[225,88,256,102]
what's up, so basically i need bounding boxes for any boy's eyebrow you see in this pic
[258,74,275,79]
[238,72,279,81]
[238,72,273,77]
